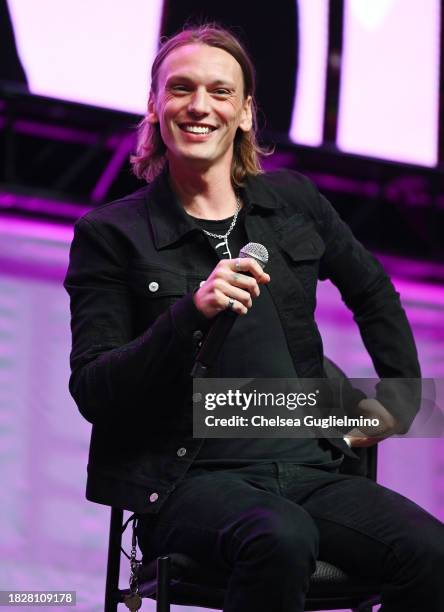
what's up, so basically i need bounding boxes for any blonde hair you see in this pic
[130,24,267,186]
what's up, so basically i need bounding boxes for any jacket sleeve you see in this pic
[309,183,421,430]
[64,216,210,426]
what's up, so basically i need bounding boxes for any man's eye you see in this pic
[213,89,230,96]
[172,85,189,92]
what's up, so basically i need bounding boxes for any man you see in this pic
[64,25,444,612]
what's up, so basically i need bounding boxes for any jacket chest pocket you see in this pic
[278,226,325,308]
[128,266,189,332]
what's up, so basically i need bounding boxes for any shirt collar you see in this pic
[242,172,289,211]
[144,167,288,249]
[144,168,198,249]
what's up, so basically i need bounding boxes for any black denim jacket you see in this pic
[64,169,420,513]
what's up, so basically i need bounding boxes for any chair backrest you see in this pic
[323,356,378,480]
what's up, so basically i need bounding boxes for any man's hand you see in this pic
[344,398,399,448]
[193,257,270,319]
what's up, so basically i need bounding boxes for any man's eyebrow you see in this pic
[210,79,236,89]
[165,75,236,89]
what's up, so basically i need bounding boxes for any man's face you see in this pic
[148,43,252,171]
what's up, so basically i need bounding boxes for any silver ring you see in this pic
[235,258,241,272]
[227,297,235,310]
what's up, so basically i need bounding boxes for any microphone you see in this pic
[191,242,269,378]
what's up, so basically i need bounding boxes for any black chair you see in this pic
[104,360,384,611]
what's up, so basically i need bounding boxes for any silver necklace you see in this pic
[201,194,241,259]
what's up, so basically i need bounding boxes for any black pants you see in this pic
[136,462,444,611]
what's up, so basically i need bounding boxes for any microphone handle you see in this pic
[190,309,237,378]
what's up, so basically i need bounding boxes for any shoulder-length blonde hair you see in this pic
[130,24,267,186]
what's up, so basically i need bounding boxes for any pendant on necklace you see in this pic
[215,239,232,259]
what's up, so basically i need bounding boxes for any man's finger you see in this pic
[230,257,270,283]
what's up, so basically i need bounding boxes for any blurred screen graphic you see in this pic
[6,0,163,113]
[337,0,441,166]
[289,0,329,147]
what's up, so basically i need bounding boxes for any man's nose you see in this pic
[188,88,210,115]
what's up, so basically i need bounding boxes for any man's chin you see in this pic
[169,150,217,168]
[167,146,233,172]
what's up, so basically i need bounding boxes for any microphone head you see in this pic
[239,242,269,269]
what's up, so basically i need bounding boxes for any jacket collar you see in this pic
[145,167,288,249]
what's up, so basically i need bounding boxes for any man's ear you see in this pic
[239,96,253,132]
[147,94,159,124]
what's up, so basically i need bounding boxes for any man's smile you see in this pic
[178,123,218,135]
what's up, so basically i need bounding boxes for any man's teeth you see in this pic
[182,125,212,134]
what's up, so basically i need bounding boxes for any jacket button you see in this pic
[177,447,187,457]
[149,492,159,503]
[193,330,203,342]
[148,281,159,293]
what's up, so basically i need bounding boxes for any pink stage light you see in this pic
[289,0,329,146]
[338,0,441,167]
[7,0,163,113]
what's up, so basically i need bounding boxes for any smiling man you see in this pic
[64,24,444,612]
[149,43,252,172]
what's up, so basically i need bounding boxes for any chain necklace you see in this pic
[201,194,241,259]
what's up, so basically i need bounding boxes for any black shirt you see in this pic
[191,210,341,470]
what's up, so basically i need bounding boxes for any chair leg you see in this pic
[104,508,124,612]
[156,556,171,612]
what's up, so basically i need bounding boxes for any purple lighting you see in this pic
[0,192,90,221]
[338,0,441,167]
[14,119,114,148]
[91,133,136,203]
